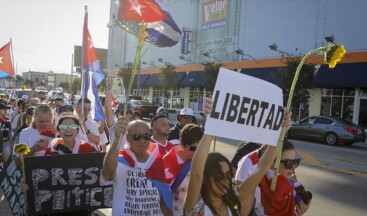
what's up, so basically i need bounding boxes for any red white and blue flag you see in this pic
[0,42,15,78]
[115,0,182,47]
[82,9,105,121]
[118,142,173,214]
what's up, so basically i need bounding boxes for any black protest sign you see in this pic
[0,155,26,216]
[24,153,113,215]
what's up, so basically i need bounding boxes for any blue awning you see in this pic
[180,71,204,87]
[144,72,186,87]
[118,74,150,87]
[312,63,367,88]
[135,74,150,87]
[240,67,284,84]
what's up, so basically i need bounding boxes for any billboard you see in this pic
[201,0,229,30]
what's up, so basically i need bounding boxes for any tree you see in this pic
[203,62,222,92]
[70,77,81,94]
[271,55,314,119]
[159,63,176,94]
[59,82,70,92]
[117,62,135,91]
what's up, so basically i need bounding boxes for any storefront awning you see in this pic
[240,67,284,84]
[144,72,186,87]
[118,74,150,87]
[312,63,367,88]
[135,74,150,87]
[180,71,204,87]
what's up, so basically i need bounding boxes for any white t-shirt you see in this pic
[102,161,163,216]
[235,150,260,183]
[53,109,59,126]
[11,114,20,130]
[77,118,100,145]
[18,127,54,156]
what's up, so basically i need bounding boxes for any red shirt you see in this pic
[45,138,96,155]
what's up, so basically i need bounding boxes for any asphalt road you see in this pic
[2,112,366,215]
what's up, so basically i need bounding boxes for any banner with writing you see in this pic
[205,68,284,146]
[0,154,26,216]
[24,153,112,215]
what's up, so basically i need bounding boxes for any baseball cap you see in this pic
[21,95,29,101]
[59,103,74,114]
[0,103,10,110]
[177,108,196,122]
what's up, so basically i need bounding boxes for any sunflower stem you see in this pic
[20,154,28,215]
[270,47,325,191]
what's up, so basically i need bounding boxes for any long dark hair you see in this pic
[201,152,240,216]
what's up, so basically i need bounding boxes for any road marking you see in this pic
[298,150,367,177]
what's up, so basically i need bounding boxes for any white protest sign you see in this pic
[205,68,283,146]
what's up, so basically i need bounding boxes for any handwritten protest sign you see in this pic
[0,154,26,216]
[24,153,112,215]
[205,68,283,146]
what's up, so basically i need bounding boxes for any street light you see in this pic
[142,61,155,67]
[157,57,171,66]
[269,43,291,57]
[179,55,197,64]
[202,51,223,63]
[234,49,259,63]
[325,34,335,43]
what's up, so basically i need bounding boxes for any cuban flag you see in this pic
[82,9,105,121]
[0,42,15,78]
[115,0,182,47]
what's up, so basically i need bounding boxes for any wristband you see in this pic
[86,129,91,135]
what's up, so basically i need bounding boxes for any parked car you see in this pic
[129,99,158,119]
[115,95,142,104]
[287,116,366,146]
[48,90,64,101]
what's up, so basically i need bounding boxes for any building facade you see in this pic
[22,71,78,91]
[109,0,367,127]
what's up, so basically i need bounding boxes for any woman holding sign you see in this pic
[45,114,96,155]
[183,98,292,216]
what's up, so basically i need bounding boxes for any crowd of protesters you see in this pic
[0,77,312,216]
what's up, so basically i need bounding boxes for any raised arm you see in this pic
[102,116,128,180]
[105,75,114,128]
[238,110,292,215]
[184,98,213,212]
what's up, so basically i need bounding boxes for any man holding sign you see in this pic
[102,118,172,216]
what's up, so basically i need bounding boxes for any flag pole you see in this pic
[80,5,88,115]
[107,2,116,77]
[10,38,16,96]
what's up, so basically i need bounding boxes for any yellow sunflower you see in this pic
[324,44,347,69]
[14,143,31,155]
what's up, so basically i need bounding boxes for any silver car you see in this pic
[287,116,366,146]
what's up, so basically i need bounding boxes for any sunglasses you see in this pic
[281,158,301,169]
[131,133,151,141]
[59,124,78,131]
[83,108,91,111]
[181,116,194,120]
[185,145,197,152]
[214,171,232,181]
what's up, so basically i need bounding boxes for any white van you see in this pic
[48,90,64,101]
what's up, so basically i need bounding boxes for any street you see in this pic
[2,111,367,215]
[95,137,367,216]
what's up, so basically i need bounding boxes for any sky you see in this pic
[0,0,110,75]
